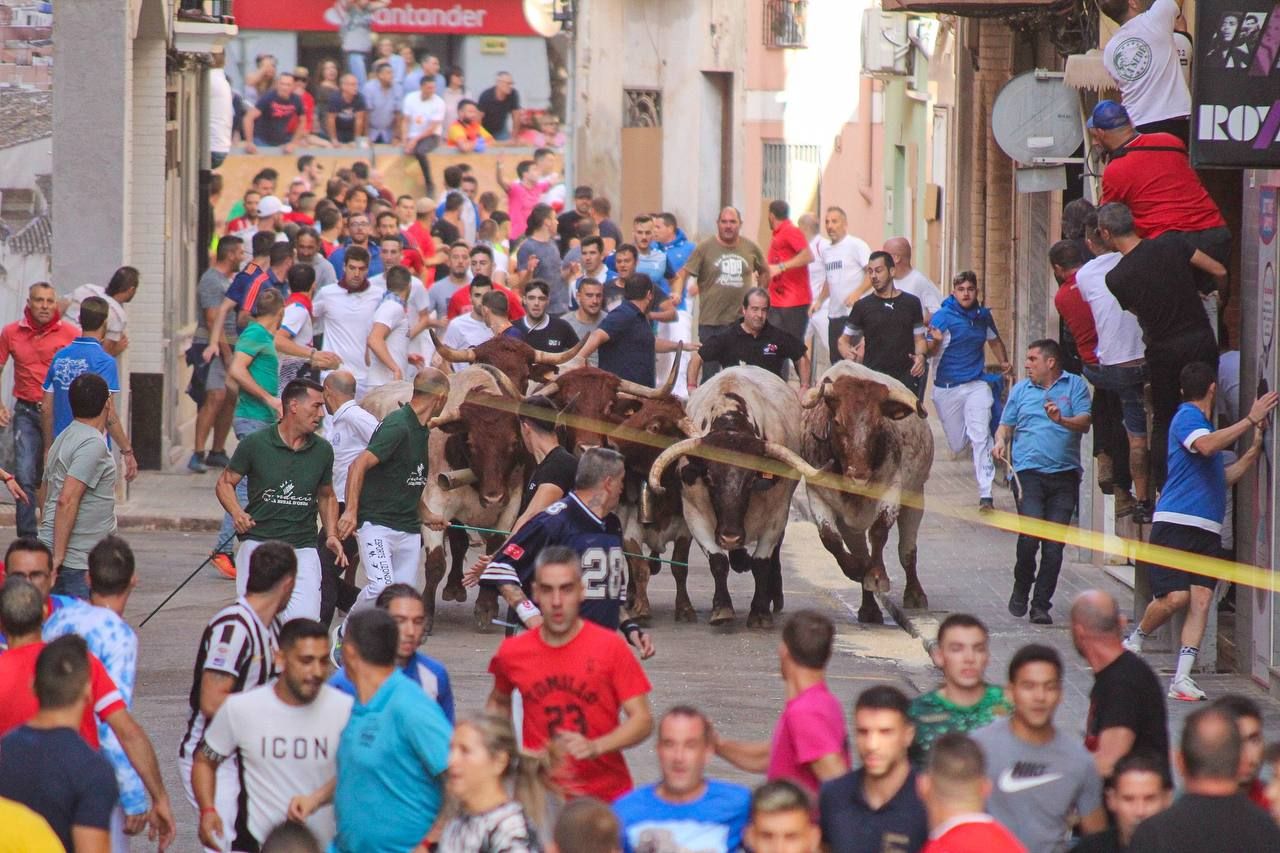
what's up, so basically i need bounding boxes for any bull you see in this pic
[648,366,822,628]
[430,329,583,390]
[799,361,934,623]
[532,357,681,454]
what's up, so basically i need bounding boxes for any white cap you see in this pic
[257,195,289,217]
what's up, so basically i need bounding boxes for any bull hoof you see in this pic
[674,602,697,623]
[747,611,775,629]
[858,603,885,624]
[709,606,736,626]
[902,588,929,610]
[442,582,468,603]
[772,589,784,614]
[472,602,497,633]
[630,603,652,627]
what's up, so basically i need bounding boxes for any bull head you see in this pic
[440,392,522,507]
[803,376,919,484]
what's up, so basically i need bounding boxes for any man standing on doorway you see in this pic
[765,201,813,380]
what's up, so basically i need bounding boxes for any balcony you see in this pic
[764,0,807,49]
[173,0,237,54]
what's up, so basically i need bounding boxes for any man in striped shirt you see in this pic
[179,541,297,852]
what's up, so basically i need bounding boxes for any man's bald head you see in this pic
[324,370,357,399]
[884,237,912,259]
[1071,589,1122,636]
[412,367,450,398]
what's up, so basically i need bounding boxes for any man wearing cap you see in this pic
[1098,0,1190,143]
[254,196,289,243]
[1090,99,1230,300]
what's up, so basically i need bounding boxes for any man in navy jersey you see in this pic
[1125,362,1276,701]
[479,446,655,658]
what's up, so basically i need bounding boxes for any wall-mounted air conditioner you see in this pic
[862,8,911,78]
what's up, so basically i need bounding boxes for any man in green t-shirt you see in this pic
[909,613,1011,766]
[669,206,767,383]
[215,377,344,621]
[337,368,449,613]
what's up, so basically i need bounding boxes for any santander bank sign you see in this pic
[234,0,543,36]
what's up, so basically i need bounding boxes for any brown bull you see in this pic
[799,362,934,623]
[431,329,583,389]
[533,357,681,453]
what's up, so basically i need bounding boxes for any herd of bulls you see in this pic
[360,333,935,633]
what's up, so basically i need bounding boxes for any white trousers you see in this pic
[235,540,322,621]
[353,522,422,609]
[179,751,242,853]
[658,309,693,400]
[933,381,996,499]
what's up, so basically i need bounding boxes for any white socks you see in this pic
[1175,645,1199,682]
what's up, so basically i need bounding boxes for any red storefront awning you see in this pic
[883,0,1055,11]
[234,0,545,36]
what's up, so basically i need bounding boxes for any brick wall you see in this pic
[127,36,167,376]
[974,20,1015,345]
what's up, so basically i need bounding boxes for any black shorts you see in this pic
[1141,521,1222,598]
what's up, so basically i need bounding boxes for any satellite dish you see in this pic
[992,71,1083,163]
[523,0,562,37]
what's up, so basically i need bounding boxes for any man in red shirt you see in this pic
[765,200,813,380]
[919,733,1026,853]
[0,282,79,537]
[0,574,176,844]
[486,545,653,802]
[1091,100,1230,298]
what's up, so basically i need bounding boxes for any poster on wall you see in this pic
[1254,185,1278,683]
[1192,3,1280,166]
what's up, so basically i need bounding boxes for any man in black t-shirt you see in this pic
[504,280,580,352]
[246,73,306,152]
[477,71,522,140]
[558,187,593,255]
[687,287,809,393]
[1097,203,1222,487]
[1127,706,1280,853]
[837,250,926,390]
[1070,590,1170,780]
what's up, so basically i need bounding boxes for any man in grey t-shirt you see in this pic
[38,373,117,599]
[191,236,244,473]
[972,644,1106,853]
[564,278,604,367]
[515,205,567,314]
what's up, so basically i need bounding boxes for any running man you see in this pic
[338,369,450,613]
[487,546,655,802]
[928,271,1011,511]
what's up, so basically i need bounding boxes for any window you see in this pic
[764,0,808,48]
[761,141,821,206]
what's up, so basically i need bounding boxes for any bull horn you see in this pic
[648,437,704,494]
[530,380,560,398]
[437,468,478,490]
[490,369,525,400]
[762,442,827,480]
[427,412,460,429]
[885,384,926,419]
[533,337,586,365]
[429,329,476,364]
[800,378,833,409]
[617,379,668,399]
[676,416,697,437]
[656,349,681,395]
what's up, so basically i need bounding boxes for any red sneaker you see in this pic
[211,553,236,579]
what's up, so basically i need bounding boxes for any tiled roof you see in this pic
[6,213,49,254]
[0,88,50,149]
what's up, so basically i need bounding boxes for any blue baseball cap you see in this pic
[1087,100,1131,130]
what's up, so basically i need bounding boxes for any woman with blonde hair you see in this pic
[438,714,553,852]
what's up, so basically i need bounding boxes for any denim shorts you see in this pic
[1084,362,1147,437]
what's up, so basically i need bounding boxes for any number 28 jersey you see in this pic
[481,492,627,629]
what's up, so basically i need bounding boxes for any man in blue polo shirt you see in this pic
[1124,362,1276,701]
[993,339,1091,625]
[575,274,693,388]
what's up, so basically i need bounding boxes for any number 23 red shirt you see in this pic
[489,620,651,801]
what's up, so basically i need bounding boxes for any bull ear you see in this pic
[530,364,558,384]
[679,459,706,487]
[437,419,469,434]
[880,400,916,421]
[614,398,643,419]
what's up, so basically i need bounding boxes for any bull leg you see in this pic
[897,504,929,610]
[625,537,652,625]
[770,541,784,614]
[818,524,869,584]
[728,547,751,574]
[858,587,885,623]
[671,536,696,622]
[747,556,775,629]
[863,514,892,595]
[441,524,469,602]
[422,541,447,635]
[708,552,735,625]
[648,549,663,577]
[472,533,502,631]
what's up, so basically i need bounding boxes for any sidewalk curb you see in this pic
[0,508,220,533]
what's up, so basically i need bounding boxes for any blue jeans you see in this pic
[12,400,43,537]
[346,51,367,85]
[1083,362,1147,436]
[1013,469,1080,611]
[214,417,269,555]
[52,567,91,600]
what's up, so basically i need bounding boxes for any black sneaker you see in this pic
[979,498,995,513]
[205,450,231,468]
[1029,606,1053,625]
[1008,591,1029,618]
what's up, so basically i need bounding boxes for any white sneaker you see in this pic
[1168,675,1207,702]
[1123,633,1144,654]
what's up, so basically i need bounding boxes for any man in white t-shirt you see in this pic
[401,76,446,196]
[319,370,378,625]
[313,247,386,398]
[366,267,418,387]
[1100,0,1190,142]
[370,237,433,363]
[809,206,871,361]
[193,619,353,850]
[277,265,342,386]
[883,237,943,320]
[63,268,137,358]
[436,275,495,371]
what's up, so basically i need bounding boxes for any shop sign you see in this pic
[1192,3,1280,166]
[234,0,541,36]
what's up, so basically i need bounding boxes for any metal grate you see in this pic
[623,89,662,128]
[761,141,821,202]
[764,0,808,48]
